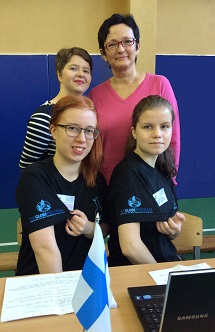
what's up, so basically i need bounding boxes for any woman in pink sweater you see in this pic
[89,13,180,185]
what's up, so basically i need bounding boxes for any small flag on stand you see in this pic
[72,214,116,332]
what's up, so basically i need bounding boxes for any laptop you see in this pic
[128,268,215,332]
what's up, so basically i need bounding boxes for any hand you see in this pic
[65,210,95,238]
[156,212,186,239]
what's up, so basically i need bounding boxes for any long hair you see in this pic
[125,95,177,178]
[50,95,102,187]
[98,13,140,54]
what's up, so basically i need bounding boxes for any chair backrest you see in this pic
[17,218,22,247]
[172,212,203,259]
[0,219,22,273]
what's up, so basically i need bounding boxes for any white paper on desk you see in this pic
[0,270,81,322]
[148,262,212,285]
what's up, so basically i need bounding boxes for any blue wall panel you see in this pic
[0,54,214,208]
[0,55,49,208]
[156,55,215,199]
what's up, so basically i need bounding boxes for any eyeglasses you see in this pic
[104,38,136,51]
[56,124,99,140]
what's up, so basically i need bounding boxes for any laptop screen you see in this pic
[128,268,215,332]
[160,269,215,331]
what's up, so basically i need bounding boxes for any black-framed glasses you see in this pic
[56,124,99,140]
[105,38,136,51]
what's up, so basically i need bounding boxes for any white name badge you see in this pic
[153,188,168,207]
[57,194,75,211]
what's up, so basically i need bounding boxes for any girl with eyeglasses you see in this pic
[16,95,109,275]
[89,14,180,186]
[19,47,92,170]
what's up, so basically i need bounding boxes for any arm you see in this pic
[19,111,53,169]
[156,212,186,240]
[118,222,157,264]
[29,225,63,274]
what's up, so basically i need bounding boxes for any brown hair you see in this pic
[50,95,102,187]
[56,47,92,75]
[125,95,177,178]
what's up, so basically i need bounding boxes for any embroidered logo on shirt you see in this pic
[119,196,153,216]
[128,196,141,207]
[120,207,153,216]
[29,209,65,223]
[36,199,51,212]
[29,199,65,223]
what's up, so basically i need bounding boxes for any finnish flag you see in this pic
[72,220,117,331]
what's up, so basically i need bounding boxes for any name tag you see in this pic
[57,194,75,211]
[153,188,168,207]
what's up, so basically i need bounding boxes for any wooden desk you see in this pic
[1,258,215,332]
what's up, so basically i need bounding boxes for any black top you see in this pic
[16,157,108,275]
[107,152,178,266]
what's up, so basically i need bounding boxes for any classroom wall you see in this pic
[0,1,215,250]
[157,0,215,55]
[0,0,155,73]
[0,0,128,53]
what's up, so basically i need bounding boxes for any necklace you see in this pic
[112,75,139,89]
[121,81,133,88]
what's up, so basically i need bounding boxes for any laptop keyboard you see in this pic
[138,302,164,332]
